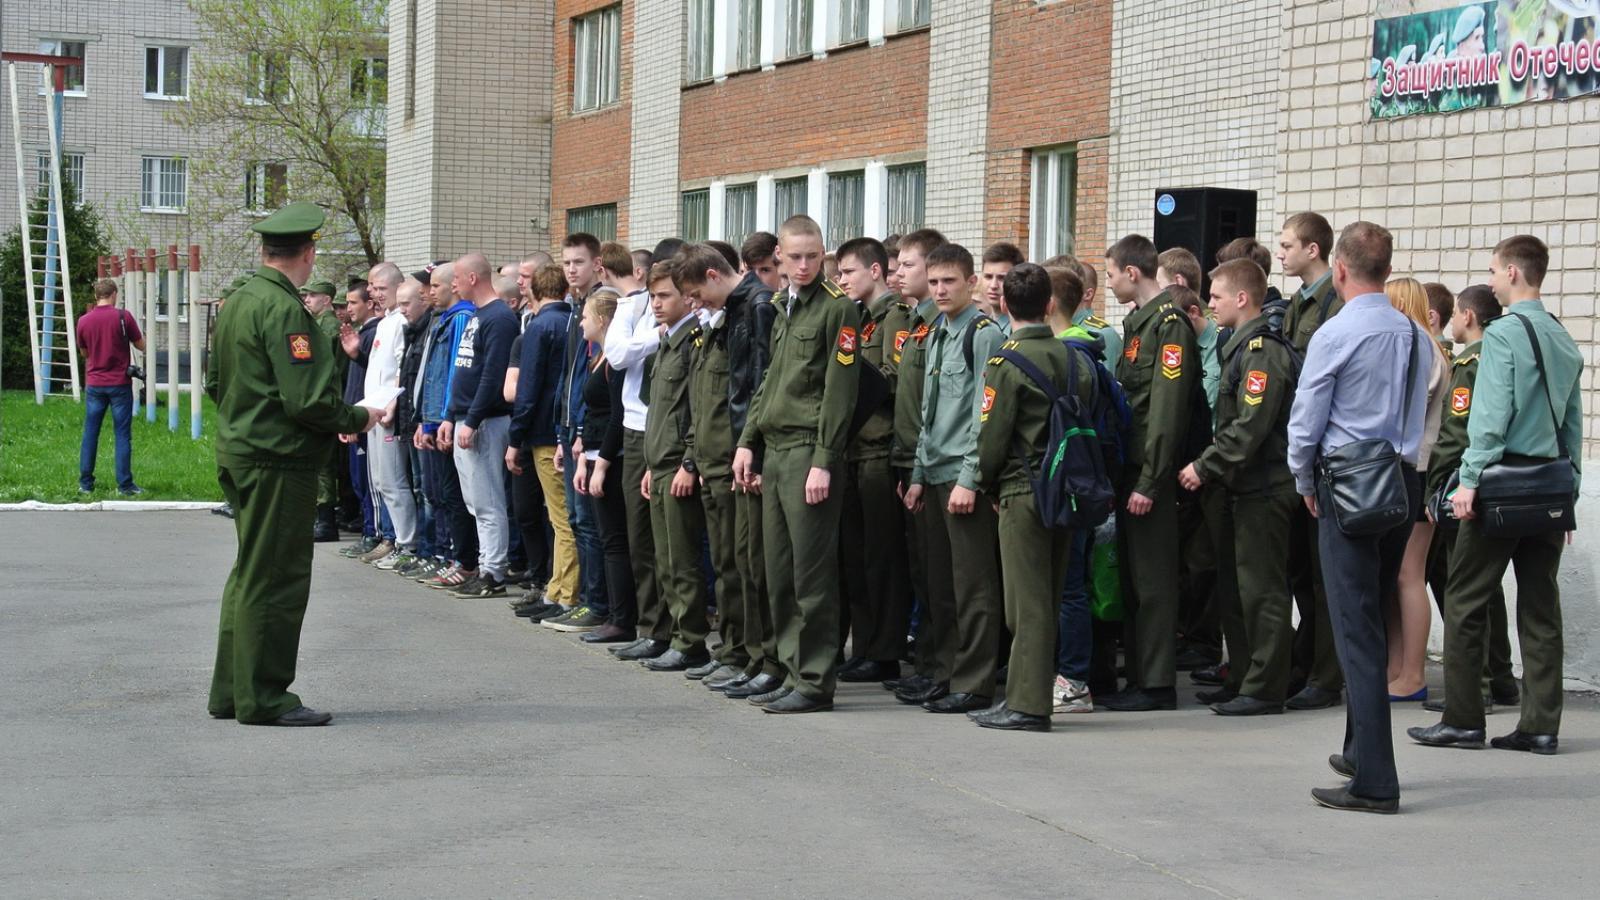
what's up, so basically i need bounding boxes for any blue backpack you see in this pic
[1063,337,1133,485]
[994,347,1116,530]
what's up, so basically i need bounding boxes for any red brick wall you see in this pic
[677,32,931,182]
[552,0,633,248]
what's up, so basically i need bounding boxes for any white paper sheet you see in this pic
[357,384,403,411]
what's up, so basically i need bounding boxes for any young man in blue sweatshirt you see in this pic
[441,253,519,598]
[414,263,479,586]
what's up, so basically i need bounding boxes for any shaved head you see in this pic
[368,261,403,287]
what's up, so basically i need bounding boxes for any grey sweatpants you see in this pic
[368,422,417,549]
[453,415,511,580]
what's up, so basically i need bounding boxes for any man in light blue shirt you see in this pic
[1286,222,1430,815]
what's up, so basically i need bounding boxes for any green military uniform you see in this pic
[645,315,710,657]
[1425,341,1517,702]
[1283,270,1346,698]
[1192,317,1299,703]
[891,298,942,680]
[840,291,913,666]
[1072,307,1122,367]
[1443,300,1584,737]
[913,304,1005,699]
[206,204,369,723]
[1114,290,1198,694]
[975,324,1096,717]
[687,310,746,670]
[739,275,860,702]
[307,281,346,514]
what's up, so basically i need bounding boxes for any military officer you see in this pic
[206,202,379,726]
[1179,259,1300,715]
[733,215,862,714]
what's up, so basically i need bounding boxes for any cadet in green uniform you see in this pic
[903,243,1005,714]
[639,263,711,672]
[1179,260,1300,715]
[1276,212,1346,709]
[1102,235,1197,711]
[972,264,1097,732]
[835,237,911,683]
[733,215,861,714]
[205,203,378,726]
[1068,261,1122,364]
[301,280,345,542]
[1423,285,1517,712]
[1413,237,1584,755]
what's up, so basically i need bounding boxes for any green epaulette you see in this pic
[821,279,846,299]
[1083,314,1109,329]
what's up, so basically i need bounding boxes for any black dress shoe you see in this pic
[885,673,931,693]
[706,671,751,692]
[840,660,900,683]
[1311,785,1397,814]
[1490,730,1558,755]
[1189,662,1229,685]
[1489,682,1522,706]
[582,624,635,644]
[1406,721,1486,749]
[1195,686,1237,705]
[1328,754,1356,779]
[896,680,949,705]
[643,649,710,672]
[762,691,833,714]
[837,656,869,678]
[208,709,235,720]
[685,659,724,680]
[1286,685,1342,710]
[1176,646,1220,671]
[1422,695,1493,714]
[924,692,991,713]
[748,685,793,706]
[245,705,332,727]
[975,707,1051,732]
[1212,695,1284,716]
[1098,686,1178,712]
[695,663,742,684]
[614,639,670,661]
[725,673,784,699]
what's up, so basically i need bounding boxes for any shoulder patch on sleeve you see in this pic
[1160,343,1183,379]
[836,325,857,365]
[1243,369,1267,405]
[1450,386,1472,416]
[287,332,314,364]
[980,384,996,421]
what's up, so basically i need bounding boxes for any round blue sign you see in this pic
[1156,194,1176,216]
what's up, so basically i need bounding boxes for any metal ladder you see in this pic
[6,58,80,402]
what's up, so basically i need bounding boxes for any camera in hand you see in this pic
[127,364,147,382]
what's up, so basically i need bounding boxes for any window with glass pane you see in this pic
[1029,147,1078,261]
[144,46,188,98]
[567,204,618,242]
[140,156,187,211]
[246,53,290,103]
[36,152,85,200]
[246,162,289,211]
[774,176,809,223]
[886,163,925,235]
[38,40,87,94]
[723,184,757,246]
[681,190,710,241]
[573,6,621,112]
[156,265,188,319]
[838,0,868,44]
[735,0,762,70]
[687,0,714,82]
[896,0,931,31]
[785,0,814,59]
[826,171,864,248]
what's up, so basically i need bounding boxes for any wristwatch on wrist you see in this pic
[681,458,698,475]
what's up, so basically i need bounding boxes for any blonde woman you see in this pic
[1383,277,1450,701]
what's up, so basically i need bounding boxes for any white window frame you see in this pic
[687,0,716,83]
[143,45,189,100]
[681,189,711,241]
[773,175,809,223]
[140,155,188,213]
[154,265,190,323]
[885,161,925,236]
[37,39,88,96]
[37,151,86,201]
[722,183,757,245]
[572,6,622,113]
[731,0,763,71]
[244,52,292,105]
[350,56,387,137]
[889,0,930,34]
[245,161,289,215]
[780,0,814,60]
[825,169,865,250]
[834,0,869,46]
[1029,146,1078,262]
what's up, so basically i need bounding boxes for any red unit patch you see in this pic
[1451,386,1471,414]
[287,333,313,362]
[1246,370,1268,395]
[837,326,857,353]
[1162,344,1183,369]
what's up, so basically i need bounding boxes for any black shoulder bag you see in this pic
[1472,314,1577,537]
[1316,323,1417,537]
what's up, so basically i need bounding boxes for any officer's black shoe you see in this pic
[1490,681,1522,706]
[1175,646,1220,671]
[614,638,669,661]
[245,706,332,727]
[643,649,709,672]
[762,691,833,714]
[1422,695,1493,714]
[1195,686,1237,705]
[211,502,234,519]
[974,707,1051,732]
[896,680,949,705]
[884,672,930,693]
[1190,662,1229,686]
[1328,754,1356,779]
[706,670,750,692]
[840,660,899,683]
[685,659,724,680]
[1490,730,1558,755]
[695,663,742,684]
[1285,685,1342,710]
[581,624,635,644]
[1098,687,1178,712]
[1212,695,1284,716]
[837,656,869,678]
[1406,722,1486,749]
[924,692,990,713]
[313,505,340,542]
[1311,786,1398,815]
[726,673,784,699]
[747,685,793,706]
[208,709,235,720]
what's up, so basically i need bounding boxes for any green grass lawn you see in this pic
[0,389,222,503]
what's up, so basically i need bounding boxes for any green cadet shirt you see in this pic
[739,276,861,469]
[912,303,1004,489]
[1425,340,1480,499]
[891,299,938,471]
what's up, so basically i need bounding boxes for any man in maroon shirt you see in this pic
[77,278,146,495]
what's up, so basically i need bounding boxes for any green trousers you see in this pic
[1289,506,1344,692]
[316,457,338,507]
[1436,529,1516,696]
[649,471,709,655]
[840,455,910,662]
[1216,487,1297,701]
[907,499,948,680]
[701,474,747,668]
[762,446,844,701]
[998,494,1071,716]
[735,488,780,678]
[623,430,668,641]
[1443,520,1565,734]
[208,461,320,723]
[1117,482,1181,691]
[927,481,1002,696]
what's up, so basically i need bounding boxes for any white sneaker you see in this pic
[374,550,413,571]
[1053,677,1093,714]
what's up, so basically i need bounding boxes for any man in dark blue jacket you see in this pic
[555,234,607,616]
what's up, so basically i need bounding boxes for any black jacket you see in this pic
[724,271,776,437]
[397,309,435,432]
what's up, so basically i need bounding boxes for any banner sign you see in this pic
[1370,1,1600,119]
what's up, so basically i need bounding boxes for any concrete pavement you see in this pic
[2,510,1597,899]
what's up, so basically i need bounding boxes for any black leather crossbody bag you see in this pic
[1474,314,1577,537]
[1317,323,1417,537]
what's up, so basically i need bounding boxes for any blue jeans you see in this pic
[349,439,375,537]
[561,442,607,615]
[408,444,438,559]
[1056,528,1093,682]
[80,385,135,492]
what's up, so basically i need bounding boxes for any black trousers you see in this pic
[509,447,553,587]
[591,459,637,629]
[434,445,479,570]
[1315,467,1419,801]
